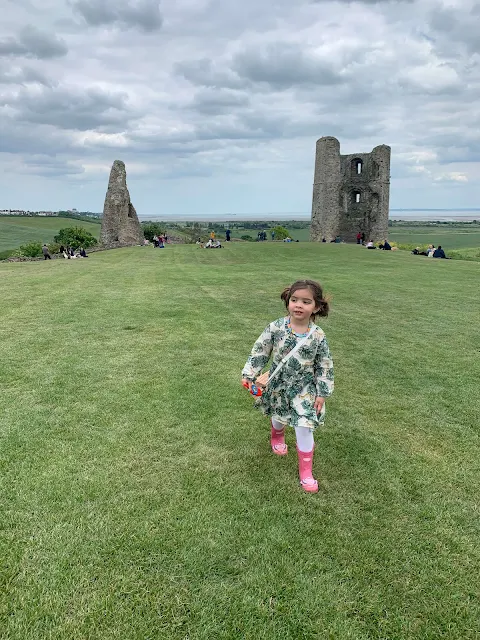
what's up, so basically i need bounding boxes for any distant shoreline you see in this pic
[138,211,480,223]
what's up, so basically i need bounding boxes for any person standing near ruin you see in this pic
[225,228,231,242]
[241,280,334,493]
[42,244,51,260]
[356,232,362,244]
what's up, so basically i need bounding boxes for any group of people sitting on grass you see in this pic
[59,245,88,259]
[411,244,447,258]
[42,244,88,259]
[365,240,393,250]
[198,238,223,248]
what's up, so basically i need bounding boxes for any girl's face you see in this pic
[288,288,319,322]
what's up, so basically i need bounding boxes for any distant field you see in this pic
[231,225,480,248]
[0,217,101,252]
[389,226,480,249]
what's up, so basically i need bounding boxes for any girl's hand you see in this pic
[241,378,251,390]
[314,397,325,414]
[255,371,269,388]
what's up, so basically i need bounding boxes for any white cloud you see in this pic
[0,0,479,213]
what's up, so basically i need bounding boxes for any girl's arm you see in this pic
[241,324,274,382]
[314,337,334,397]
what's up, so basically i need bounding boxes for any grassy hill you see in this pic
[0,216,101,253]
[229,224,480,248]
[1,243,479,638]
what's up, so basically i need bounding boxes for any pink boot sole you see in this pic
[297,446,319,493]
[271,423,288,456]
[300,477,318,493]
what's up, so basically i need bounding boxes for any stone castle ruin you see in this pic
[310,137,391,243]
[101,160,144,246]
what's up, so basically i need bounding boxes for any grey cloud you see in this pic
[8,86,133,131]
[311,0,413,3]
[0,63,53,86]
[22,155,85,177]
[188,89,250,115]
[73,0,163,32]
[178,44,345,92]
[0,26,68,59]
[176,59,246,90]
[0,120,74,156]
[428,5,480,54]
[231,43,344,90]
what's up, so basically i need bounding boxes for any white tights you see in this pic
[271,418,314,453]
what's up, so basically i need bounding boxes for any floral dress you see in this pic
[242,317,334,430]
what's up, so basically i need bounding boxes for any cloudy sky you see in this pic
[1,0,479,216]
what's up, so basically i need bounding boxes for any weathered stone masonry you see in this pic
[101,160,144,246]
[310,137,391,243]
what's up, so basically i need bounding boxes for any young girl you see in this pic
[241,280,334,493]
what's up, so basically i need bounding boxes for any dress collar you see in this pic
[286,316,311,338]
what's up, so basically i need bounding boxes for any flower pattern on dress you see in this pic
[242,317,334,430]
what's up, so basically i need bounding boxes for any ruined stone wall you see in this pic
[101,160,144,246]
[310,137,341,242]
[310,137,391,243]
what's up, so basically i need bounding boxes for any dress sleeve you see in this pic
[241,324,274,381]
[314,336,334,397]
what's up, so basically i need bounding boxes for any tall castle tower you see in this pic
[310,137,391,242]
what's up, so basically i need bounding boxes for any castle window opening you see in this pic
[352,158,363,176]
[354,191,361,204]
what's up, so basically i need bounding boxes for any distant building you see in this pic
[310,136,391,243]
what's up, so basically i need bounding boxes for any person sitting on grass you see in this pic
[380,240,392,250]
[366,241,376,249]
[79,247,88,258]
[241,279,334,494]
[433,245,446,259]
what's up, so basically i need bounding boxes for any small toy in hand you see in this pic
[242,381,263,397]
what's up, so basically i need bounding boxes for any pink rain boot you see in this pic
[271,422,288,456]
[297,446,318,493]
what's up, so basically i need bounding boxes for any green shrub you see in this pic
[142,223,166,242]
[17,242,43,257]
[390,242,430,252]
[271,226,290,241]
[0,249,16,260]
[48,242,62,254]
[241,235,254,241]
[54,227,97,249]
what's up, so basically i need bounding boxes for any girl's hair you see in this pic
[280,279,329,318]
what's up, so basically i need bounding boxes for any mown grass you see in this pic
[389,226,480,250]
[229,225,480,249]
[1,243,479,639]
[0,217,101,254]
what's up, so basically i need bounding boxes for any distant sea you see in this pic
[138,209,480,222]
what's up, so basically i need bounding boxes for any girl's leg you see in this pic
[295,426,318,493]
[271,418,288,456]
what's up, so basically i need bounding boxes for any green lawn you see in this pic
[1,244,479,639]
[0,217,101,252]
[389,226,480,249]
[230,225,480,248]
